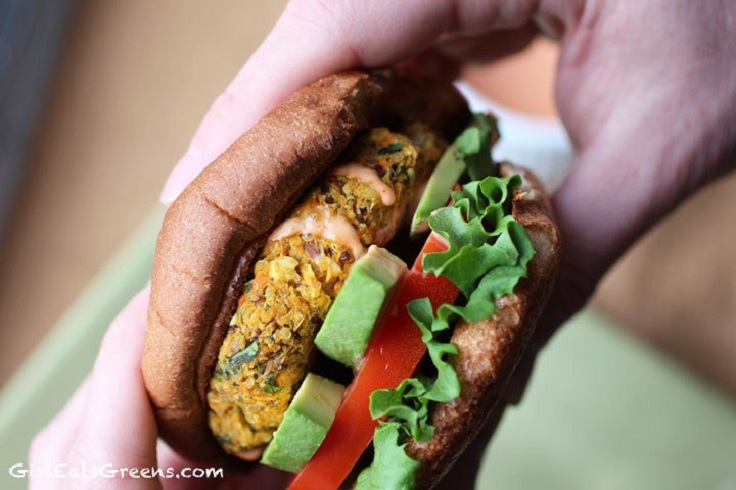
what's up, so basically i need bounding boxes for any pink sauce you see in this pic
[269,206,366,259]
[331,163,396,206]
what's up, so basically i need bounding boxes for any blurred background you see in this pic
[0,1,734,489]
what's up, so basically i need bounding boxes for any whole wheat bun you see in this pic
[141,68,560,486]
[142,68,471,463]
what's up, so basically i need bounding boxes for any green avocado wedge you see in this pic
[315,246,407,368]
[261,373,345,473]
[410,139,466,235]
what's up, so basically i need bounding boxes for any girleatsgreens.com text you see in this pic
[8,462,224,480]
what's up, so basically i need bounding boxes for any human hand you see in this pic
[34,0,736,488]
[29,287,291,489]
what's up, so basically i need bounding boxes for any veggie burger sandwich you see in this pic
[142,68,560,489]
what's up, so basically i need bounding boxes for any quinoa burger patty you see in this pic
[207,126,448,456]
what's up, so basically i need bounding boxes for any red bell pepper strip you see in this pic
[288,233,458,490]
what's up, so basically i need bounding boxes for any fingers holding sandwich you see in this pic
[30,289,159,489]
[160,0,562,205]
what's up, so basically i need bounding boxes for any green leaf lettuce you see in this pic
[357,114,534,489]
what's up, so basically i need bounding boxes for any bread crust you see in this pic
[406,163,560,488]
[142,69,470,462]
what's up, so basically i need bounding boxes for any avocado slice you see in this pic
[261,373,345,473]
[410,140,465,234]
[412,113,501,234]
[315,246,407,368]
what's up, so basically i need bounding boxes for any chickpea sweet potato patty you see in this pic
[206,126,447,454]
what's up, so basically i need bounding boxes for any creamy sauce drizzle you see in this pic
[269,206,366,258]
[331,163,396,206]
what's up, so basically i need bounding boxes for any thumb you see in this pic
[66,287,161,488]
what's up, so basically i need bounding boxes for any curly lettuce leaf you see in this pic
[369,378,434,443]
[423,175,533,320]
[457,113,500,182]
[407,299,460,402]
[367,294,464,446]
[412,113,501,231]
[355,422,420,490]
